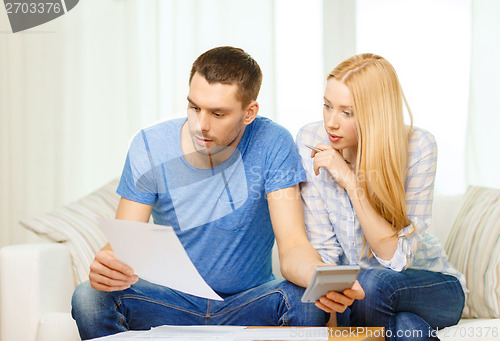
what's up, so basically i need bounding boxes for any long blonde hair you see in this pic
[328,53,413,233]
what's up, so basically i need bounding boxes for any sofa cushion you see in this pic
[444,186,500,318]
[437,318,500,340]
[20,179,118,285]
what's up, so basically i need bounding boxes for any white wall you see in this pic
[466,0,500,189]
[356,0,471,195]
[275,0,324,138]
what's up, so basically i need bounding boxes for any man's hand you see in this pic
[88,197,152,291]
[315,280,365,313]
[89,249,138,292]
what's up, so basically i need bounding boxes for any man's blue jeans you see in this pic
[337,269,465,341]
[71,278,329,340]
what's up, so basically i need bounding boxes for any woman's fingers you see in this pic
[315,143,332,151]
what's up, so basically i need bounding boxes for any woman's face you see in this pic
[323,78,358,151]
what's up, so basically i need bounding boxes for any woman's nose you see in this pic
[326,112,340,129]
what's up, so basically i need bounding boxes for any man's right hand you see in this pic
[89,249,138,292]
[89,197,152,291]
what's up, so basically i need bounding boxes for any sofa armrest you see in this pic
[0,243,75,341]
[36,312,80,341]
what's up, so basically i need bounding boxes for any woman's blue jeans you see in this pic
[337,268,465,341]
[71,278,329,340]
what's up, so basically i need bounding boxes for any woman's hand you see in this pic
[311,143,355,189]
[315,280,365,314]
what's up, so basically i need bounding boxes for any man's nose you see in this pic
[197,111,210,132]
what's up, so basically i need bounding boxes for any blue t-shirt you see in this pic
[117,116,306,294]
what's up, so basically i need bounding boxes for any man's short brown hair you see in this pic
[189,46,263,108]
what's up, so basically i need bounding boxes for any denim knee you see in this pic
[393,312,436,341]
[349,269,398,326]
[71,281,93,319]
[72,281,129,340]
[356,269,397,303]
[72,281,101,338]
[352,268,464,332]
[275,280,329,326]
[71,281,114,323]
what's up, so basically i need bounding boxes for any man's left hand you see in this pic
[315,280,365,313]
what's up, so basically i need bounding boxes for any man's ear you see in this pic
[243,101,259,126]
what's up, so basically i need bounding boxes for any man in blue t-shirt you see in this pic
[71,46,364,340]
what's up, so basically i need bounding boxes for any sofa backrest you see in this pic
[428,193,465,244]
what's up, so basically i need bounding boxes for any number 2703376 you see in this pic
[5,2,62,14]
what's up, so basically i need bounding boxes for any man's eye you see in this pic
[213,112,223,118]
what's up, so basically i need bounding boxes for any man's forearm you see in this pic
[101,243,112,252]
[279,243,325,288]
[267,186,327,288]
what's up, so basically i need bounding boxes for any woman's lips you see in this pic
[329,134,342,143]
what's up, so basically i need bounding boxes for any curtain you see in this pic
[466,0,500,189]
[0,0,278,248]
[0,0,164,246]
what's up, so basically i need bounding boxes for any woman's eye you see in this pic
[323,103,332,110]
[343,111,353,116]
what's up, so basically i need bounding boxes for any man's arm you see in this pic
[89,197,152,291]
[267,185,323,287]
[267,185,364,313]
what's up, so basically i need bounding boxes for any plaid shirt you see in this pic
[297,121,466,290]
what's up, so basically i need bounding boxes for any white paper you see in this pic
[148,325,246,338]
[147,326,328,340]
[90,326,328,341]
[90,330,149,340]
[97,217,223,301]
[231,327,328,340]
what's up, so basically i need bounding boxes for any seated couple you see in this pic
[71,46,466,341]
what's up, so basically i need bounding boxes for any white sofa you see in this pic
[1,184,499,341]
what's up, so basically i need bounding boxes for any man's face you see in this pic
[186,72,248,158]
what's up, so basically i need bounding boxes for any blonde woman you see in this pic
[296,53,465,340]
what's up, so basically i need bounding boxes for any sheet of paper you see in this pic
[90,326,328,341]
[146,326,328,340]
[231,327,329,340]
[148,325,246,338]
[90,330,149,340]
[97,217,223,301]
